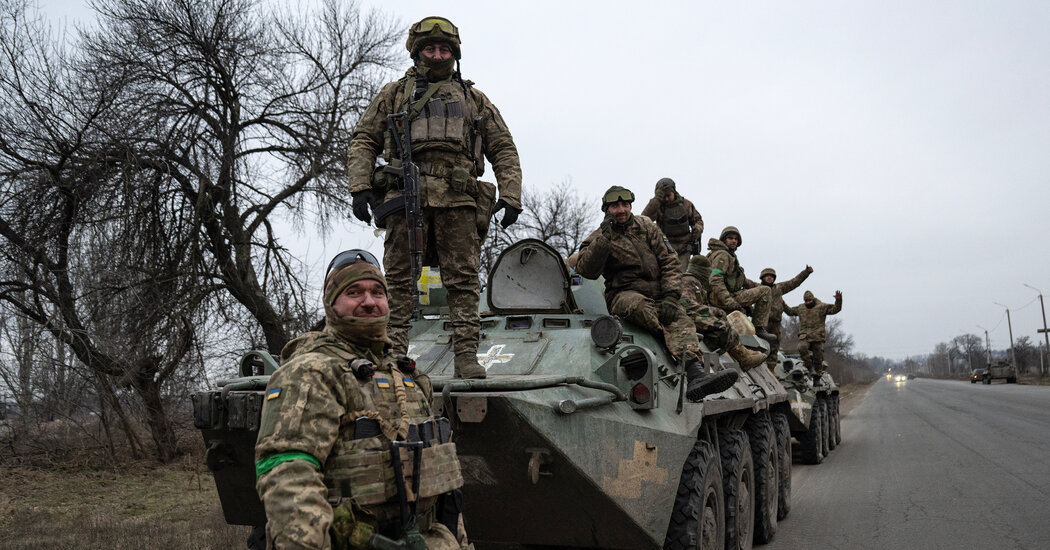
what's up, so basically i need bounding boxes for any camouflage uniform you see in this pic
[784,291,843,375]
[761,267,811,367]
[680,270,738,351]
[347,18,522,375]
[576,213,700,362]
[706,226,771,328]
[256,258,469,550]
[640,178,703,270]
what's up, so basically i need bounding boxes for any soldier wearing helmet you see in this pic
[640,177,703,270]
[347,16,523,379]
[575,186,739,402]
[760,264,813,369]
[784,290,843,378]
[705,226,778,344]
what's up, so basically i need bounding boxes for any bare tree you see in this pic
[480,184,598,281]
[0,0,402,461]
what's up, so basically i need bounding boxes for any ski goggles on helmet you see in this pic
[326,249,382,276]
[602,188,635,206]
[414,17,459,37]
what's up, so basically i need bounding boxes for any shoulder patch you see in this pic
[403,377,416,388]
[375,377,391,389]
[266,388,281,400]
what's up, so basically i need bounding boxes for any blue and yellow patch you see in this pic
[403,378,415,388]
[266,388,281,400]
[375,377,391,389]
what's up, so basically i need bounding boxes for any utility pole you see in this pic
[994,302,1017,368]
[1024,284,1049,376]
[977,324,992,366]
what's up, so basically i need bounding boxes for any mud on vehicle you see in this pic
[193,239,806,549]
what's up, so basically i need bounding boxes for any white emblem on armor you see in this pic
[477,345,514,370]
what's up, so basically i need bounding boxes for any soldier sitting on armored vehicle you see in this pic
[575,185,738,401]
[784,290,843,379]
[706,225,779,345]
[681,255,767,369]
[255,250,470,549]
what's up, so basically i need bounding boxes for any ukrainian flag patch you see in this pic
[375,377,391,388]
[403,378,415,387]
[267,388,281,400]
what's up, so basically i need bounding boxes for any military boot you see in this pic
[684,359,739,402]
[454,354,487,379]
[755,328,779,345]
[728,342,768,370]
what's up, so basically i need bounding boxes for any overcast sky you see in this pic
[45,1,1050,360]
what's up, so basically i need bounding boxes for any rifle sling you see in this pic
[374,196,407,224]
[405,78,450,121]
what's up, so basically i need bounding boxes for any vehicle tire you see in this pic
[797,399,824,465]
[772,412,791,521]
[1008,376,1017,383]
[745,413,778,544]
[971,379,976,384]
[818,399,830,458]
[664,439,725,550]
[719,427,755,550]
[983,376,990,384]
[832,396,842,446]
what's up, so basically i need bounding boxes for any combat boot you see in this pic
[454,354,487,379]
[755,328,779,345]
[728,342,768,370]
[684,359,739,402]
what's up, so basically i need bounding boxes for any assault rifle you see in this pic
[384,112,424,312]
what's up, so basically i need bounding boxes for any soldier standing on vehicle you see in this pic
[706,226,778,344]
[760,265,813,369]
[640,177,703,270]
[576,186,738,401]
[681,255,768,369]
[256,250,471,549]
[784,290,843,378]
[347,16,522,379]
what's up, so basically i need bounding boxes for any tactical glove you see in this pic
[658,294,682,325]
[351,190,374,224]
[688,240,701,255]
[492,199,521,229]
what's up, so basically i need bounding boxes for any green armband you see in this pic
[256,452,321,478]
[711,268,724,276]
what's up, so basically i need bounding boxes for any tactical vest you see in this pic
[724,265,746,293]
[660,202,691,237]
[385,76,485,182]
[320,350,463,521]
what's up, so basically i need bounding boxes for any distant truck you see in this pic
[974,361,1017,384]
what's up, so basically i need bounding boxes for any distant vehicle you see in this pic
[893,374,906,382]
[978,361,1017,384]
[906,373,916,380]
[970,368,987,383]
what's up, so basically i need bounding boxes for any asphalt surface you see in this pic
[768,377,1050,550]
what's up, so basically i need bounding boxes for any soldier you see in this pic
[576,186,738,401]
[347,16,522,379]
[760,265,813,369]
[682,255,767,369]
[784,290,843,378]
[256,250,471,549]
[640,177,703,270]
[706,226,778,344]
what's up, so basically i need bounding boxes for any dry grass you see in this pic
[0,454,251,549]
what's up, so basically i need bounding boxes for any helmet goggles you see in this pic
[326,249,382,277]
[602,189,634,205]
[414,17,459,38]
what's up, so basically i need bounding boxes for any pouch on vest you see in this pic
[449,165,478,197]
[326,437,464,506]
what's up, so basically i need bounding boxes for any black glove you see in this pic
[688,240,700,255]
[658,294,681,325]
[351,190,374,224]
[492,199,521,229]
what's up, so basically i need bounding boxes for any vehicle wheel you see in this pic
[745,413,778,544]
[1008,377,1017,383]
[719,427,755,550]
[664,439,725,550]
[818,399,830,458]
[832,396,842,446]
[983,377,990,384]
[772,412,791,521]
[797,399,824,464]
[971,379,976,384]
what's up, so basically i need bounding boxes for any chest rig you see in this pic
[321,352,463,518]
[660,201,692,237]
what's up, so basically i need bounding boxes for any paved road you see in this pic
[769,377,1050,550]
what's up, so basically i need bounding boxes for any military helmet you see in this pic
[601,185,635,212]
[406,16,462,60]
[687,255,712,282]
[655,177,676,194]
[719,226,742,246]
[760,268,776,280]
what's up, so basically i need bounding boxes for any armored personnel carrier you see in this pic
[772,354,840,465]
[193,239,802,549]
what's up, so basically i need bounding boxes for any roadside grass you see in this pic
[0,449,250,549]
